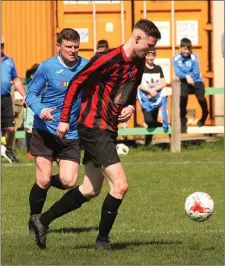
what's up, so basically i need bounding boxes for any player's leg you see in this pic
[1,95,19,163]
[194,82,209,126]
[50,137,80,190]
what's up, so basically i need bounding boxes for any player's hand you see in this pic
[40,108,57,121]
[57,122,70,138]
[174,76,180,81]
[118,106,134,123]
[186,75,194,85]
[149,88,158,98]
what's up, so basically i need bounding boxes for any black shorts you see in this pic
[78,126,120,168]
[1,94,15,129]
[30,128,80,163]
[180,81,205,99]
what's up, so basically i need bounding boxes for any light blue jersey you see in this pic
[137,88,169,132]
[172,52,203,83]
[26,56,89,139]
[1,55,17,95]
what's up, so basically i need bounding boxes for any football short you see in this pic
[78,126,120,168]
[1,94,15,129]
[30,128,80,163]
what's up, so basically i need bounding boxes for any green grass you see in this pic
[1,138,224,265]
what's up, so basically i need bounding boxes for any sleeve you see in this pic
[172,56,187,79]
[158,66,164,78]
[25,63,47,117]
[11,59,18,80]
[60,54,111,123]
[188,54,200,80]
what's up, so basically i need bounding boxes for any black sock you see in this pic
[40,186,89,227]
[98,193,122,240]
[29,183,49,216]
[25,132,32,153]
[51,174,66,190]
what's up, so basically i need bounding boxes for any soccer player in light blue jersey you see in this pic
[1,37,25,163]
[26,28,89,237]
[172,38,209,132]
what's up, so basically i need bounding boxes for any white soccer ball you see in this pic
[116,143,129,155]
[185,192,214,222]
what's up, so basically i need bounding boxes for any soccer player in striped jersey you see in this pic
[31,19,161,250]
[27,29,88,243]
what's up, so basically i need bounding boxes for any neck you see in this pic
[146,62,154,69]
[123,38,136,60]
[59,54,77,67]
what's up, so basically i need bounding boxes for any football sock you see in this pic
[51,174,66,190]
[40,186,89,227]
[29,183,49,216]
[98,193,122,240]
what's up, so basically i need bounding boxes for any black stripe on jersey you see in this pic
[106,59,125,131]
[79,50,121,126]
[93,53,122,128]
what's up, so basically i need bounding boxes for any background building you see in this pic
[2,0,224,126]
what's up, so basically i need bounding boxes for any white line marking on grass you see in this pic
[1,161,223,167]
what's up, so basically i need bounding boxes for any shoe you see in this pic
[30,214,48,249]
[197,111,209,127]
[27,152,34,159]
[96,236,112,251]
[5,148,20,163]
[28,218,34,233]
[1,145,13,163]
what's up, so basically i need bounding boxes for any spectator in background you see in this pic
[137,48,168,145]
[96,39,109,53]
[172,38,209,133]
[24,63,39,158]
[1,37,25,163]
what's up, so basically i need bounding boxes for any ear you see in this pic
[135,35,141,44]
[56,43,60,54]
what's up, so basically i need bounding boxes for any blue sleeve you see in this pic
[26,63,47,117]
[11,59,18,80]
[188,58,200,80]
[172,57,186,79]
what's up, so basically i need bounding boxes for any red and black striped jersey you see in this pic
[60,45,145,132]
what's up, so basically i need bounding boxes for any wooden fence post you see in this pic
[170,80,181,152]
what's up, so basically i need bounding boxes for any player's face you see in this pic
[135,35,157,58]
[96,47,108,53]
[58,39,80,64]
[181,47,191,57]
[145,52,156,65]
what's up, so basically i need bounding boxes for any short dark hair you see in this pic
[180,38,192,49]
[97,39,109,49]
[57,28,80,44]
[26,63,39,79]
[134,19,161,40]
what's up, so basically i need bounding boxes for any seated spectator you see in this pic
[172,38,209,133]
[24,64,39,158]
[137,48,168,145]
[96,39,109,53]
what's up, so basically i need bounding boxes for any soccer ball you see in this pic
[116,143,129,155]
[185,192,214,222]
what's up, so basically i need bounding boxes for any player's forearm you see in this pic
[13,77,25,97]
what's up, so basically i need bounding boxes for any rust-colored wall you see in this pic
[2,1,56,77]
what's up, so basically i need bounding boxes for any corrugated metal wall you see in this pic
[2,1,55,77]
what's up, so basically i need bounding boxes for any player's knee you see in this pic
[80,186,101,199]
[36,176,51,189]
[6,127,15,133]
[60,175,78,189]
[114,180,129,196]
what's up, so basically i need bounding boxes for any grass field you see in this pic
[1,138,224,265]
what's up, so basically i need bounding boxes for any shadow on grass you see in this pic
[49,226,98,234]
[72,239,183,250]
